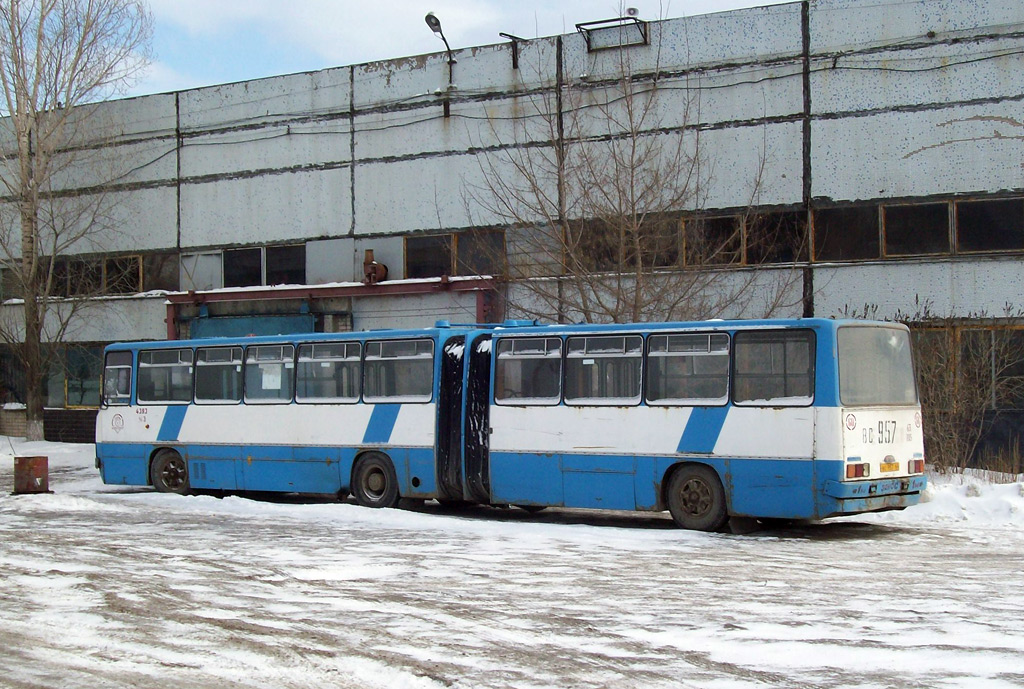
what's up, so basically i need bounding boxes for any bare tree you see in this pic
[909,310,1024,475]
[0,0,151,440]
[465,30,806,324]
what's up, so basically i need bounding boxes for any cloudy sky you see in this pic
[132,0,790,96]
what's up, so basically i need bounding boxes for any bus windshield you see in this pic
[838,325,918,406]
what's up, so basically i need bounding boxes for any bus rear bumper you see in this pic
[820,475,928,516]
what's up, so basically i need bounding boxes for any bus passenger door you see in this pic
[463,335,491,503]
[436,336,465,501]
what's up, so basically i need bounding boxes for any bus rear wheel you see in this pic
[666,464,727,532]
[352,453,400,508]
[150,449,190,495]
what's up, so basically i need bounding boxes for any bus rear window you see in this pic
[838,326,917,406]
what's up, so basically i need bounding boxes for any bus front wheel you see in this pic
[352,453,400,508]
[666,464,727,532]
[150,449,191,495]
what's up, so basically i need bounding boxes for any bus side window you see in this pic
[296,342,360,403]
[494,337,561,405]
[565,335,642,405]
[244,345,295,404]
[732,330,814,405]
[137,348,193,404]
[363,338,434,403]
[646,333,729,406]
[102,351,133,405]
[195,347,243,403]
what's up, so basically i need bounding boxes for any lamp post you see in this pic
[425,12,456,117]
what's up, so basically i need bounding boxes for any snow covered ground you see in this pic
[1,438,1023,689]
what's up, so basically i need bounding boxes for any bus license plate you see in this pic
[880,461,900,473]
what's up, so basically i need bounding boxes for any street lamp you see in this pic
[424,12,455,67]
[425,12,456,117]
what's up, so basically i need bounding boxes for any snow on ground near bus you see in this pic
[1,439,1023,689]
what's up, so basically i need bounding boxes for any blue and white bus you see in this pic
[96,318,927,531]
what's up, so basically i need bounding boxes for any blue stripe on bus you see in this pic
[676,406,729,454]
[363,404,401,444]
[156,406,188,442]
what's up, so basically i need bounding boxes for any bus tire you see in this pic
[665,464,727,532]
[352,453,400,509]
[150,449,191,495]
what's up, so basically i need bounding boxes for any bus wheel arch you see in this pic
[149,448,191,495]
[663,462,729,532]
[351,451,400,509]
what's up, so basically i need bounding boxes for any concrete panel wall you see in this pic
[0,296,168,343]
[353,291,479,330]
[810,0,1024,52]
[180,168,351,248]
[813,101,1024,202]
[814,258,1024,318]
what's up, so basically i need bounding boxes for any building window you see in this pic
[956,198,1024,253]
[143,252,180,291]
[105,256,144,294]
[223,248,263,288]
[406,231,506,279]
[684,216,741,265]
[884,203,950,256]
[746,211,808,264]
[405,235,453,278]
[813,206,880,261]
[456,231,505,276]
[266,245,306,285]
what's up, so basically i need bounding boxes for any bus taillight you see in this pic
[908,459,925,474]
[846,463,870,479]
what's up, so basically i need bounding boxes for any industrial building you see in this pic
[1,0,1022,450]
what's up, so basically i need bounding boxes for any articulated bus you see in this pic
[95,318,927,531]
